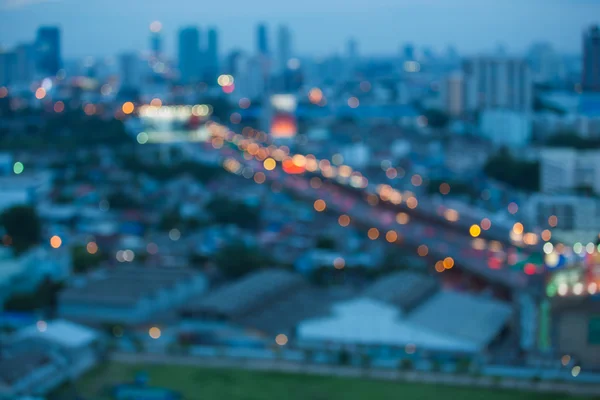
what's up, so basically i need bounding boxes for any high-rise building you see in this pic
[582,25,600,92]
[149,21,163,59]
[527,42,564,84]
[277,25,292,72]
[206,27,219,84]
[119,52,142,89]
[257,23,269,56]
[35,26,61,76]
[178,27,201,84]
[462,56,532,112]
[403,44,415,60]
[0,51,17,86]
[442,72,464,117]
[14,44,36,83]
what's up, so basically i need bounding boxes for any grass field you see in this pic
[57,362,595,400]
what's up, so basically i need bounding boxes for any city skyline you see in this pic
[0,0,598,58]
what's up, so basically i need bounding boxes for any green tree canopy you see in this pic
[1,205,41,254]
[215,240,270,279]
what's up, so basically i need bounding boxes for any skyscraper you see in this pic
[149,21,163,59]
[582,25,600,92]
[15,44,36,83]
[277,25,292,72]
[35,26,61,76]
[0,51,17,86]
[119,52,142,89]
[206,27,219,84]
[178,27,201,84]
[257,23,269,56]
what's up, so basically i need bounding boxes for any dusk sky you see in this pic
[0,0,598,58]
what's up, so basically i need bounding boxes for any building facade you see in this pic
[35,26,61,76]
[582,25,600,92]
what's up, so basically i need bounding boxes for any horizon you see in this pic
[0,0,598,58]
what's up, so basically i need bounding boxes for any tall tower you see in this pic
[257,23,269,56]
[149,21,163,59]
[206,27,219,84]
[277,25,291,72]
[582,25,600,92]
[178,27,201,84]
[35,26,61,76]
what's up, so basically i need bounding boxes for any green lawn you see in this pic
[57,362,595,400]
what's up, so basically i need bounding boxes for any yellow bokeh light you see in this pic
[263,158,276,171]
[469,225,481,238]
[417,245,429,257]
[406,197,418,209]
[443,257,454,269]
[50,235,62,249]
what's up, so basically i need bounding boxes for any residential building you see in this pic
[552,296,600,369]
[0,320,102,397]
[480,110,532,148]
[540,148,600,194]
[119,52,142,89]
[58,266,207,326]
[35,26,61,76]
[442,71,464,117]
[582,25,600,92]
[463,56,532,112]
[524,193,600,232]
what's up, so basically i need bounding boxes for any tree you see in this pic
[316,236,336,250]
[484,150,540,192]
[206,196,261,231]
[423,109,450,129]
[1,205,41,254]
[545,130,600,149]
[72,244,105,274]
[215,241,270,279]
[3,277,63,313]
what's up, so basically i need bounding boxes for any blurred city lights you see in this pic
[385,230,398,243]
[338,215,350,227]
[122,102,135,114]
[150,21,162,33]
[314,199,326,212]
[396,212,409,225]
[50,235,62,249]
[149,327,162,339]
[35,87,46,100]
[137,132,149,144]
[36,320,47,332]
[87,242,98,254]
[333,257,345,270]
[417,245,428,257]
[367,228,380,240]
[275,333,288,345]
[443,257,455,269]
[469,225,481,238]
[480,218,491,230]
[13,162,24,174]
[169,228,181,241]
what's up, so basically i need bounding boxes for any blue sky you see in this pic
[0,0,598,57]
